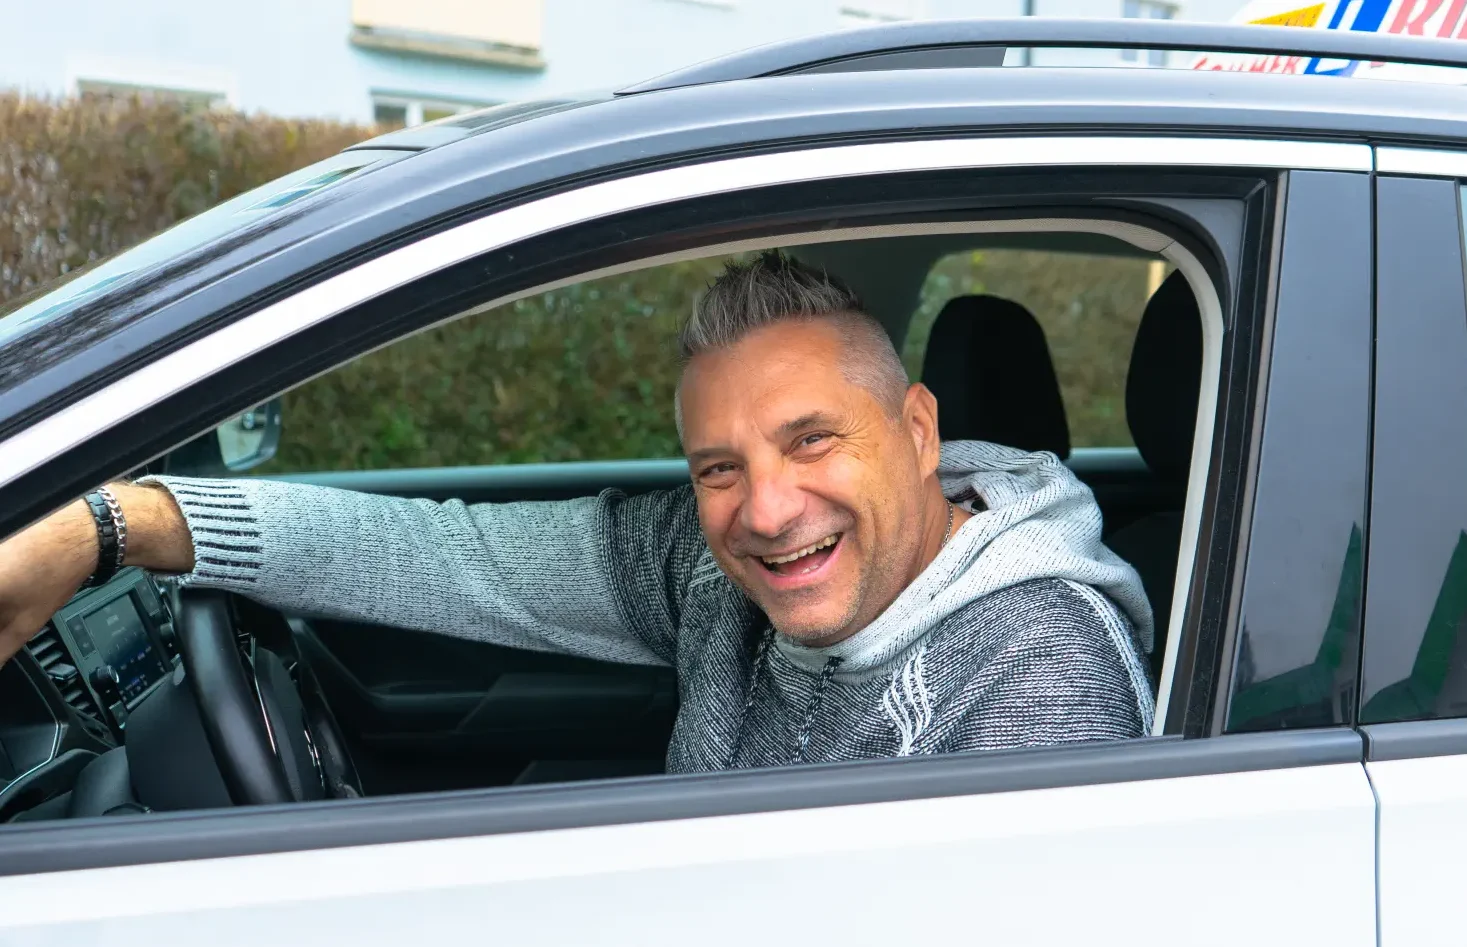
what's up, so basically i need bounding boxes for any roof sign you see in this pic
[1193,0,1467,82]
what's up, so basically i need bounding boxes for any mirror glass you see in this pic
[216,400,282,471]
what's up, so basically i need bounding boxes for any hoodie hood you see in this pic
[775,440,1154,679]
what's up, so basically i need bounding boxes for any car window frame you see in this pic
[230,211,1227,737]
[0,135,1351,875]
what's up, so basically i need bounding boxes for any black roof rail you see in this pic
[617,16,1467,95]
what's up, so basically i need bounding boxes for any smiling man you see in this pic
[0,251,1155,770]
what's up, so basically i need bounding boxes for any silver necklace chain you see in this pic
[941,501,955,548]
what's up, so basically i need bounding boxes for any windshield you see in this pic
[0,148,408,347]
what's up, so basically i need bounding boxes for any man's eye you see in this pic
[700,462,738,479]
[799,433,829,448]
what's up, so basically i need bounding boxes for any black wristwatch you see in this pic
[82,485,128,588]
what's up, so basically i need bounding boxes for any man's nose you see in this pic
[741,463,805,539]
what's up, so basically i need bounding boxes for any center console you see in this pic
[41,569,179,730]
[2,569,181,821]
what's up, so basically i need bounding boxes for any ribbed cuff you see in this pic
[138,476,266,589]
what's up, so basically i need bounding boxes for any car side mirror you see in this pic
[162,400,283,477]
[216,400,283,471]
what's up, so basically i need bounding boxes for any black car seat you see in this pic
[920,295,1071,457]
[1106,271,1204,685]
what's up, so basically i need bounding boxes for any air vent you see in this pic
[25,624,104,722]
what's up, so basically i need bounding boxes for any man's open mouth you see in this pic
[759,533,841,577]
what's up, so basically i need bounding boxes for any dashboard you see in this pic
[48,569,178,719]
[0,568,180,819]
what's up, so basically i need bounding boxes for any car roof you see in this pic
[4,61,1467,438]
[344,98,607,153]
[617,15,1467,94]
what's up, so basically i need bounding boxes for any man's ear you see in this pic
[902,382,942,476]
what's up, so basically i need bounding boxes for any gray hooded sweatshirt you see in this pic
[155,440,1155,771]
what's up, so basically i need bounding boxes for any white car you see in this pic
[3,18,1467,946]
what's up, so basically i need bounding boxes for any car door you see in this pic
[1359,149,1467,947]
[0,126,1377,944]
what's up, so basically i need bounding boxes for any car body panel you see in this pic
[1369,751,1467,947]
[0,745,1376,946]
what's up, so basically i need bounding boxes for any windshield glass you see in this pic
[0,148,408,347]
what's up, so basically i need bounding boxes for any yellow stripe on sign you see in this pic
[1250,3,1325,27]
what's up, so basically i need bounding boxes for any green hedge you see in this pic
[262,260,732,472]
[0,93,369,304]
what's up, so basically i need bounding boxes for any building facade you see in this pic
[0,0,1245,126]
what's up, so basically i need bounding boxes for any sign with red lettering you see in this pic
[1191,0,1467,82]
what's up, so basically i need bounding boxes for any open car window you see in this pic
[205,222,1215,742]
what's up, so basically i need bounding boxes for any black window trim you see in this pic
[1208,176,1287,733]
[1362,718,1467,762]
[1358,173,1467,727]
[1213,170,1376,736]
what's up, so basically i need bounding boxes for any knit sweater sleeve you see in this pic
[144,476,705,667]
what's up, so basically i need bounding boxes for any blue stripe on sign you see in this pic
[1304,0,1396,77]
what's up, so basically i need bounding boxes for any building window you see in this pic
[371,94,493,129]
[1121,0,1175,66]
[839,1,923,28]
[372,101,410,128]
[350,0,545,69]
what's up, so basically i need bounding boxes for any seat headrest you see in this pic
[1126,271,1203,485]
[921,295,1070,458]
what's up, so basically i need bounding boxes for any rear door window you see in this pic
[904,244,1172,449]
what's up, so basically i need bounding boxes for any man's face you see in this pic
[679,320,938,646]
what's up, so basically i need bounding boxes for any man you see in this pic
[0,251,1154,770]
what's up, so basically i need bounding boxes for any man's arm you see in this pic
[0,477,701,669]
[0,482,192,666]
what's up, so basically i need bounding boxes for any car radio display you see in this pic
[81,595,169,704]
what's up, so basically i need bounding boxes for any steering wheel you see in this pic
[174,591,361,805]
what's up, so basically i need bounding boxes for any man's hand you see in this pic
[0,482,193,667]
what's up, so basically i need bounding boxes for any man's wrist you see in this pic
[110,481,195,574]
[55,496,103,589]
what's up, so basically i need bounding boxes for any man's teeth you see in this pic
[762,534,839,565]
